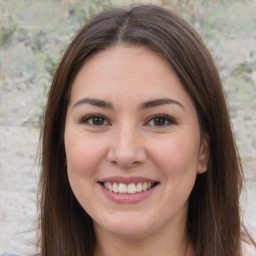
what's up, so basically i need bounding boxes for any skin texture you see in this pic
[64,45,208,256]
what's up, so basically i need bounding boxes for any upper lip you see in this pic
[98,176,158,185]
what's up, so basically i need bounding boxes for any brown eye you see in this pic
[91,116,105,125]
[153,117,168,126]
[79,114,110,126]
[146,114,176,127]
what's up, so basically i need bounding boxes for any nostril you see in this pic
[110,159,139,168]
[107,142,147,168]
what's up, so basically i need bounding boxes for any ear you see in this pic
[197,134,209,174]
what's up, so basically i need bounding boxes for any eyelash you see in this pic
[145,113,177,127]
[78,113,177,127]
[78,113,111,126]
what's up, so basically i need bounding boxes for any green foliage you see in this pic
[169,0,256,118]
[0,0,112,126]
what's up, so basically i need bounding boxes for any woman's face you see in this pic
[64,45,208,239]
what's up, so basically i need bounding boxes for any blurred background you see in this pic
[0,0,255,255]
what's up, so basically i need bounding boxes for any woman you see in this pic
[38,4,255,256]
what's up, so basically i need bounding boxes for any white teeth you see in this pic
[127,183,136,194]
[142,182,148,191]
[136,183,143,192]
[118,183,127,193]
[104,182,109,189]
[108,182,113,192]
[113,183,118,193]
[103,182,154,194]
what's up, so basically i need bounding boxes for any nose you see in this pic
[107,125,147,168]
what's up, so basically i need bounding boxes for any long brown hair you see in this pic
[38,5,255,256]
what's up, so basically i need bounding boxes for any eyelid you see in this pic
[144,113,177,126]
[78,113,111,126]
[77,113,176,127]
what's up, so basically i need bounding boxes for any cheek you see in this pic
[65,133,107,178]
[64,134,107,211]
[150,132,200,177]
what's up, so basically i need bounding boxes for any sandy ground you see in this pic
[0,126,39,256]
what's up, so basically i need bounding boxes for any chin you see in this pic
[94,212,155,238]
[106,225,153,239]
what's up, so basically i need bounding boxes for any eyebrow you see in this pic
[73,98,113,109]
[139,98,184,110]
[72,97,184,110]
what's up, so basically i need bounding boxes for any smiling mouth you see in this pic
[100,182,159,194]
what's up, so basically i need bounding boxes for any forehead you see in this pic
[69,45,193,110]
[76,44,172,80]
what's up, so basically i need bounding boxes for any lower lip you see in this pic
[100,184,158,204]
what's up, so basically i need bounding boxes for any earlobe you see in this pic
[198,162,208,174]
[197,136,209,174]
